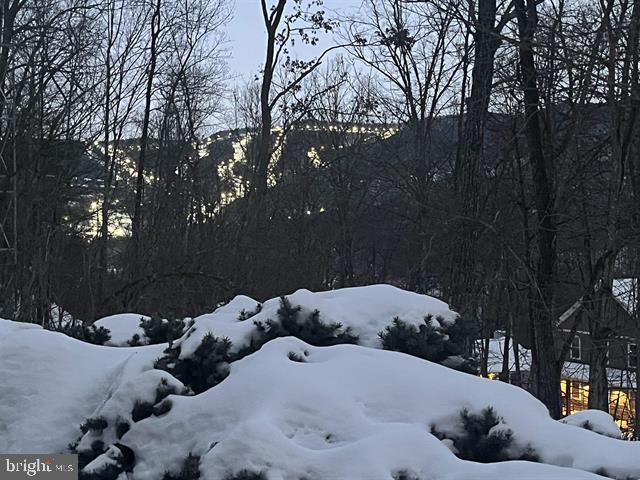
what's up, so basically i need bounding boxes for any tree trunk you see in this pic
[501,318,511,382]
[451,0,502,313]
[131,0,161,282]
[587,269,615,411]
[253,0,286,201]
[587,337,609,411]
[97,0,115,316]
[515,0,561,419]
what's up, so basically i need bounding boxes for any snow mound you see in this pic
[561,410,623,439]
[0,319,164,453]
[93,313,150,346]
[121,338,638,480]
[177,284,457,358]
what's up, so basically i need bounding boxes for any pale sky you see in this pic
[226,0,362,81]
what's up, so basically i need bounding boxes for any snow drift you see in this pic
[93,313,150,346]
[1,285,638,480]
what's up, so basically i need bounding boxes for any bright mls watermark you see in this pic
[0,455,76,479]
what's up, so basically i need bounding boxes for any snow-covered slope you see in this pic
[93,313,150,346]
[1,285,638,480]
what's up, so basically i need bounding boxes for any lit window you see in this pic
[628,343,637,368]
[570,336,582,360]
[571,381,582,400]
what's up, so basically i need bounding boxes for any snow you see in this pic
[1,284,639,480]
[0,319,164,453]
[0,318,42,335]
[93,313,150,346]
[124,338,638,480]
[561,410,622,439]
[177,284,457,358]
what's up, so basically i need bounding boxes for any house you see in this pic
[556,278,638,435]
[482,279,638,437]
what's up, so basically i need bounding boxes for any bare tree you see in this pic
[131,0,162,281]
[344,0,464,292]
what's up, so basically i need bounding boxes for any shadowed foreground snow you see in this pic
[1,285,638,480]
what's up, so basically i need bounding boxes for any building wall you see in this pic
[563,332,637,371]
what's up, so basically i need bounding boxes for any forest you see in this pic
[0,0,639,425]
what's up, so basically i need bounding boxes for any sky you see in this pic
[225,0,362,81]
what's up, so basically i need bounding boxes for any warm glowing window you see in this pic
[570,336,582,360]
[571,381,582,400]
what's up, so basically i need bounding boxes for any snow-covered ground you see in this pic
[1,285,638,480]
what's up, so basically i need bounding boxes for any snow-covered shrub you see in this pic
[139,314,187,345]
[237,297,358,357]
[130,401,154,422]
[80,458,121,480]
[431,407,538,463]
[392,471,420,480]
[77,436,106,472]
[81,443,134,480]
[379,315,476,374]
[162,453,201,480]
[153,398,173,417]
[81,417,108,434]
[61,323,111,345]
[223,470,267,480]
[115,420,130,439]
[237,303,262,321]
[131,378,186,421]
[454,407,519,462]
[76,417,110,470]
[156,334,234,394]
[287,350,308,362]
[157,298,358,393]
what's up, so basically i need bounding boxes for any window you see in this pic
[571,381,582,400]
[628,343,637,369]
[570,335,582,361]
